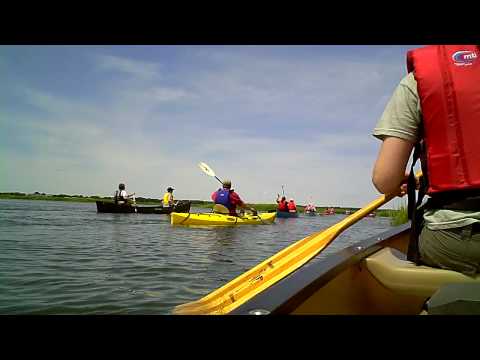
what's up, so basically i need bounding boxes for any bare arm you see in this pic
[372,137,414,194]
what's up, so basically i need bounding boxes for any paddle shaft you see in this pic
[174,173,423,315]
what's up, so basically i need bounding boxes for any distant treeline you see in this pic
[0,192,113,203]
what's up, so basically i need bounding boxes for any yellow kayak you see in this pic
[170,212,276,226]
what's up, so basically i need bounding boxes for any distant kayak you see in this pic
[276,211,299,218]
[96,200,191,214]
[171,212,276,226]
[305,211,316,216]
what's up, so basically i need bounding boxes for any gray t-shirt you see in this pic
[373,72,480,230]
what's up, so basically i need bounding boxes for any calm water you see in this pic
[0,199,394,314]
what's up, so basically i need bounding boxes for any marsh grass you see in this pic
[389,201,409,226]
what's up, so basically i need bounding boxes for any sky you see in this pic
[0,45,420,208]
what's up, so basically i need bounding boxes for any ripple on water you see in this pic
[0,200,395,314]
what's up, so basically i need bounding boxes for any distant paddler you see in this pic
[198,162,258,216]
[276,195,288,212]
[211,179,257,216]
[162,186,176,208]
[287,198,297,213]
[114,183,136,205]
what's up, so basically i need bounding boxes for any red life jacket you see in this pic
[278,200,288,211]
[288,201,296,211]
[407,45,480,195]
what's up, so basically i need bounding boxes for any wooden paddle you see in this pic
[173,172,421,315]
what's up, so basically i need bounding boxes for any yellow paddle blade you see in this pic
[198,162,216,177]
[173,193,396,315]
[173,171,423,315]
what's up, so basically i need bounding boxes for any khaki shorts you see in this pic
[419,223,480,276]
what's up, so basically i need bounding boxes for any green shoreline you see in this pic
[0,192,407,223]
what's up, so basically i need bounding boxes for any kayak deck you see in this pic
[171,212,276,226]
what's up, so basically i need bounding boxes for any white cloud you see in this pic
[117,86,195,105]
[95,54,161,80]
[150,87,192,102]
[177,49,406,132]
[19,87,110,124]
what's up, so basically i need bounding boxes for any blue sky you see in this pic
[1,45,419,207]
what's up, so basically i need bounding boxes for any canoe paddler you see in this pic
[114,183,135,205]
[211,179,256,216]
[163,187,175,208]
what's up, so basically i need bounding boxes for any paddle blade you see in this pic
[198,162,216,177]
[173,193,396,315]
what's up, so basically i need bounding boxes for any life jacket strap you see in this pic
[407,142,427,264]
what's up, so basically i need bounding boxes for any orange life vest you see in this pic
[407,45,480,194]
[288,201,296,211]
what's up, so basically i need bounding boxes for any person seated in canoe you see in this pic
[276,195,288,212]
[211,179,256,216]
[163,187,175,208]
[305,203,316,212]
[287,199,297,213]
[114,183,135,205]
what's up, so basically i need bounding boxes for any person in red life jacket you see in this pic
[211,179,256,216]
[276,195,288,212]
[372,45,480,276]
[287,199,297,213]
